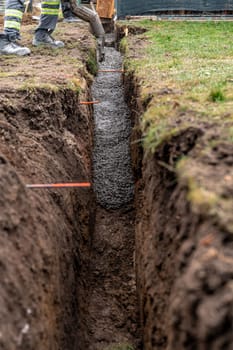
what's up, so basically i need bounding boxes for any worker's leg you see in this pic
[33,0,64,48]
[0,0,31,55]
[3,0,24,40]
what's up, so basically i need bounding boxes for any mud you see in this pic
[92,39,134,209]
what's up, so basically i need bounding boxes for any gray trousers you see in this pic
[4,0,60,41]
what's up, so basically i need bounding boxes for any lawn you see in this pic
[121,20,233,151]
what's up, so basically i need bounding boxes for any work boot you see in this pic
[32,30,64,48]
[0,34,31,56]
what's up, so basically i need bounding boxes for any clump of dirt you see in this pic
[115,23,147,47]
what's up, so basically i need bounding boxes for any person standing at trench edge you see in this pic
[0,0,66,55]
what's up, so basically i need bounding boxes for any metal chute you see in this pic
[69,0,105,61]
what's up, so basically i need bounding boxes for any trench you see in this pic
[0,30,142,350]
[75,37,141,350]
[1,24,231,350]
[25,28,233,350]
[45,38,233,350]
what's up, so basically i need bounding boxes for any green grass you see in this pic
[209,86,226,102]
[119,37,128,54]
[122,20,233,150]
[86,47,98,75]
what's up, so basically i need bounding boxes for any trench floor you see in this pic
[77,205,140,350]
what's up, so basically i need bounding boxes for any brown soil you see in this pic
[136,137,233,350]
[125,63,233,350]
[77,205,142,350]
[0,88,94,350]
[0,21,94,350]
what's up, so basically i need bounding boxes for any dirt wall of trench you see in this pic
[124,72,233,350]
[0,87,94,350]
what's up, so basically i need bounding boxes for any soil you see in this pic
[125,55,233,349]
[0,20,94,350]
[1,15,233,350]
[77,205,141,350]
[135,137,233,350]
[0,20,141,350]
[0,87,94,350]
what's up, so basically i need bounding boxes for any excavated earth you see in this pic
[0,16,233,350]
[0,21,96,350]
[122,28,233,350]
[0,20,141,350]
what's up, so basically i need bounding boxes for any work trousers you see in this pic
[4,0,60,40]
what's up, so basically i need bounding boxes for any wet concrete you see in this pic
[76,40,141,349]
[92,44,134,209]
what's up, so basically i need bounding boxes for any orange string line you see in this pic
[26,182,91,188]
[79,101,100,105]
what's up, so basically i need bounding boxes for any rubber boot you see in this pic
[0,33,31,56]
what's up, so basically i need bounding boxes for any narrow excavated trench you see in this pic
[1,23,232,350]
[76,36,141,350]
[0,26,142,350]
